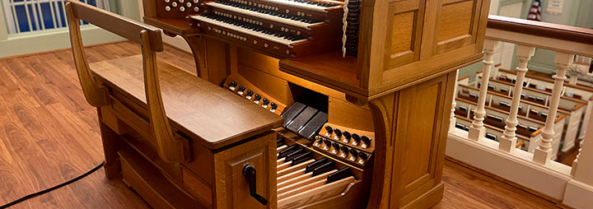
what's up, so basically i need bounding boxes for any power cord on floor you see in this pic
[0,162,105,209]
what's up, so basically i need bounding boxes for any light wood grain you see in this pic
[90,56,283,149]
[0,42,563,209]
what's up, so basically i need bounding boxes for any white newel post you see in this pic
[571,139,585,176]
[469,40,500,142]
[572,107,593,178]
[564,118,593,208]
[572,137,593,185]
[533,53,574,165]
[499,45,535,152]
[450,69,459,132]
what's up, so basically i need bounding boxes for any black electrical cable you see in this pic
[0,162,105,209]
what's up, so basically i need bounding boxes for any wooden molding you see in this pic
[488,15,593,45]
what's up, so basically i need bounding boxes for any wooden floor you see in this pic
[0,42,559,209]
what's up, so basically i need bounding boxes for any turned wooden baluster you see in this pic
[469,40,500,142]
[533,53,574,165]
[450,69,459,132]
[499,45,535,152]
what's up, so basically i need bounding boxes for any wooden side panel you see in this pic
[384,0,425,69]
[400,82,440,187]
[328,98,375,132]
[434,0,481,54]
[386,73,455,208]
[205,37,231,86]
[213,132,277,209]
[238,66,293,106]
[371,0,489,95]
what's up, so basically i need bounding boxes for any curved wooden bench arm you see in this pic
[66,0,185,163]
[140,30,186,163]
[66,3,108,107]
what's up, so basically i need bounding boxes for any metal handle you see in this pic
[243,164,268,205]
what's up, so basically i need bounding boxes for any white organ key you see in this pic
[191,15,307,46]
[206,2,322,29]
[264,0,342,13]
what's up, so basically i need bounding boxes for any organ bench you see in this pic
[67,0,493,208]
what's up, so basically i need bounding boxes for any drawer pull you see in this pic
[243,164,268,205]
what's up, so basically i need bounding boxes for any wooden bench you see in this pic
[66,1,283,208]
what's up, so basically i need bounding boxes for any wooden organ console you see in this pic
[80,0,492,208]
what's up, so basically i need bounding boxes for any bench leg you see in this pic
[98,109,125,179]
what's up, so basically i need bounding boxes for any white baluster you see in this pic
[533,52,574,165]
[450,69,459,132]
[499,45,535,152]
[568,73,578,85]
[468,40,501,142]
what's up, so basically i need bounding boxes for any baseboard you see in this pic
[402,183,445,209]
[446,130,572,200]
[446,157,561,204]
[563,180,593,209]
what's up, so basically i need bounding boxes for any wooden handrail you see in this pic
[488,15,593,45]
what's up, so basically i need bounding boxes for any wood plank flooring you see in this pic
[0,42,559,209]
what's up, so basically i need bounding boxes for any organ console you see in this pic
[73,0,493,208]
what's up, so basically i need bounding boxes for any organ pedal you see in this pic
[274,130,371,209]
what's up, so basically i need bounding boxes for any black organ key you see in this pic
[305,157,328,173]
[291,151,313,165]
[326,167,352,184]
[228,81,238,90]
[342,131,351,143]
[324,125,333,137]
[284,148,305,161]
[312,161,335,177]
[278,144,298,159]
[361,136,372,148]
[277,138,285,147]
[333,129,342,140]
[351,133,361,146]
